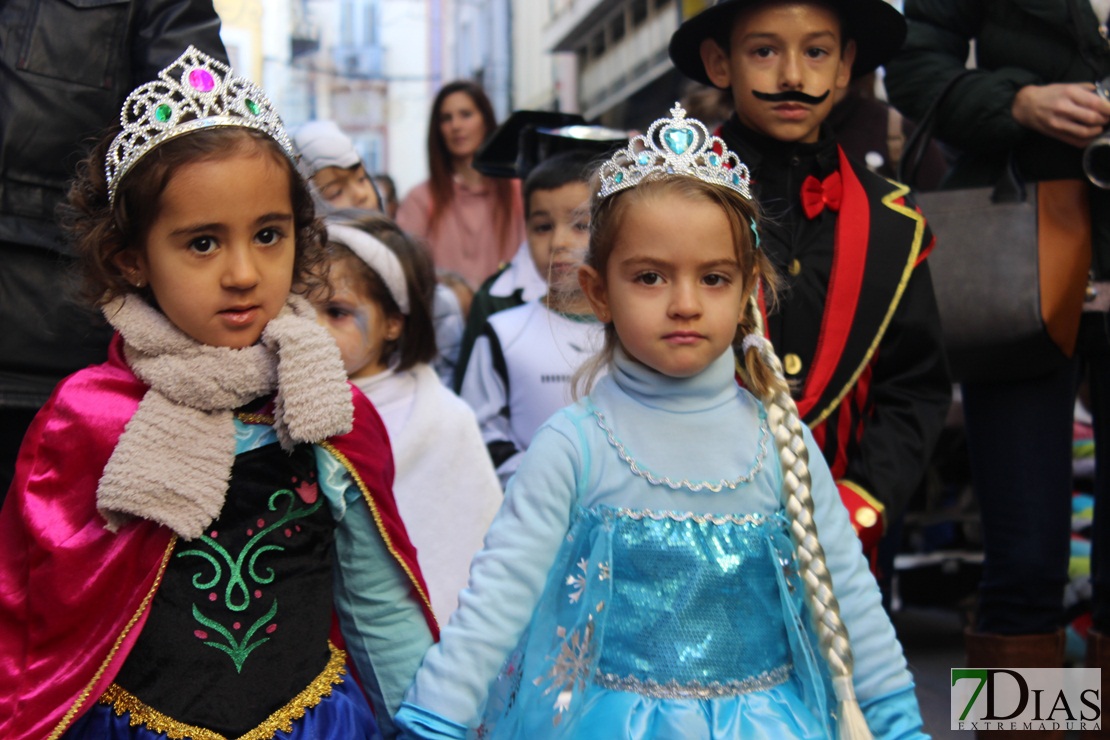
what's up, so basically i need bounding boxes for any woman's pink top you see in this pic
[397,177,525,289]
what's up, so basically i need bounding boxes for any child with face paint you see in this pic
[313,215,502,623]
[668,0,951,580]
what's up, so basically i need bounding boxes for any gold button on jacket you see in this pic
[784,353,802,375]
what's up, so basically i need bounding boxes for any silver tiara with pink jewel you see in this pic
[597,102,752,200]
[106,46,296,204]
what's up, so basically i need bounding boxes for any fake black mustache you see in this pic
[752,89,830,105]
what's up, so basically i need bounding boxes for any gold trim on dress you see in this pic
[97,642,348,740]
[236,412,274,425]
[50,535,178,739]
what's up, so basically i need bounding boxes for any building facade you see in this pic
[209,1,728,198]
[539,0,704,131]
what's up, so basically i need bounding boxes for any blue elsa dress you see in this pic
[395,347,927,739]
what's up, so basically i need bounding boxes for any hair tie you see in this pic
[325,223,411,314]
[742,333,768,354]
[749,221,762,251]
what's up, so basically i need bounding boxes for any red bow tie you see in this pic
[800,171,842,219]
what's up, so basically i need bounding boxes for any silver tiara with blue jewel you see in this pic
[106,46,296,204]
[597,102,752,200]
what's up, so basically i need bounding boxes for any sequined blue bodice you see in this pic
[593,507,793,695]
[476,502,834,739]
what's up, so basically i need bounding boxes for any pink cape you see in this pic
[0,336,437,739]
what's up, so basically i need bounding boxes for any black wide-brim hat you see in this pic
[473,110,629,179]
[669,0,907,86]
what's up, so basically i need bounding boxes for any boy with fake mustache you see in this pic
[669,0,951,584]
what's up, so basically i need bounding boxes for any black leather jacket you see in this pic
[0,0,226,251]
[0,0,226,406]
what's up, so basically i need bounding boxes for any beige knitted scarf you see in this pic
[96,293,353,540]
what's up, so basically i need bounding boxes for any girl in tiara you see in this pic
[312,213,502,623]
[0,47,436,740]
[393,104,926,740]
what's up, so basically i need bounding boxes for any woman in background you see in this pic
[397,80,524,290]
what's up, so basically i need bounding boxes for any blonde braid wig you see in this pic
[739,295,872,740]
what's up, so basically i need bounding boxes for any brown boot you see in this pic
[1085,629,1110,739]
[964,628,1065,739]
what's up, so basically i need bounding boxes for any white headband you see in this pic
[326,223,411,315]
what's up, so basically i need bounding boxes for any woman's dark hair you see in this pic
[328,212,438,370]
[425,80,517,250]
[63,126,327,307]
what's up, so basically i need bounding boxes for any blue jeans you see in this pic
[964,313,1110,635]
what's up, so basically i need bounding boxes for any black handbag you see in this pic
[897,73,1091,383]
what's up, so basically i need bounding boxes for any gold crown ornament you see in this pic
[597,102,752,201]
[105,46,296,204]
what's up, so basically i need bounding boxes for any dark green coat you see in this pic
[885,0,1110,274]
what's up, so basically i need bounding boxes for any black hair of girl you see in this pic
[327,212,438,371]
[63,125,327,308]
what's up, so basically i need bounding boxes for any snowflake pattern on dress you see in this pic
[533,617,596,726]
